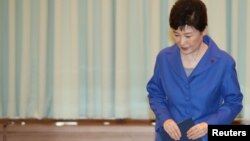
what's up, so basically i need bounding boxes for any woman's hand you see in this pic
[163,119,181,140]
[187,122,208,140]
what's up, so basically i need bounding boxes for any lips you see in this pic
[180,46,190,51]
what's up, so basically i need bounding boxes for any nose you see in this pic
[179,37,186,46]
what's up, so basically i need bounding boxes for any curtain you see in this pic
[0,0,249,120]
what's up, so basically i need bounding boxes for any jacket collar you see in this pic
[166,35,221,82]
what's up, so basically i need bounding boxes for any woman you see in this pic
[146,0,243,141]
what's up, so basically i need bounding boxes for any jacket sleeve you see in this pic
[203,59,243,124]
[146,55,172,131]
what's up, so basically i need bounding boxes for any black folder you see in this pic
[159,118,202,141]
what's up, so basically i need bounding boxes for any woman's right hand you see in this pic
[163,119,181,141]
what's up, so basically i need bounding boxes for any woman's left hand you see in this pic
[187,122,208,140]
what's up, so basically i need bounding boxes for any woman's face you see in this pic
[172,25,206,55]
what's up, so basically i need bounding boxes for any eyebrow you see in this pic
[184,32,193,35]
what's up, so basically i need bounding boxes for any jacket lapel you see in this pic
[166,35,221,82]
[189,41,221,79]
[166,46,188,82]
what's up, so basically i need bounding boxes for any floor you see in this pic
[1,122,156,141]
[1,118,248,141]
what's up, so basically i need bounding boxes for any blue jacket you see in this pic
[147,35,243,140]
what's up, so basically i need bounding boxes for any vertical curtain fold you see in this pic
[45,0,55,118]
[0,0,9,117]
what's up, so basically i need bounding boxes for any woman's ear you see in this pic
[202,26,208,36]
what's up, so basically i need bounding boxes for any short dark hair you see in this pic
[169,0,207,32]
